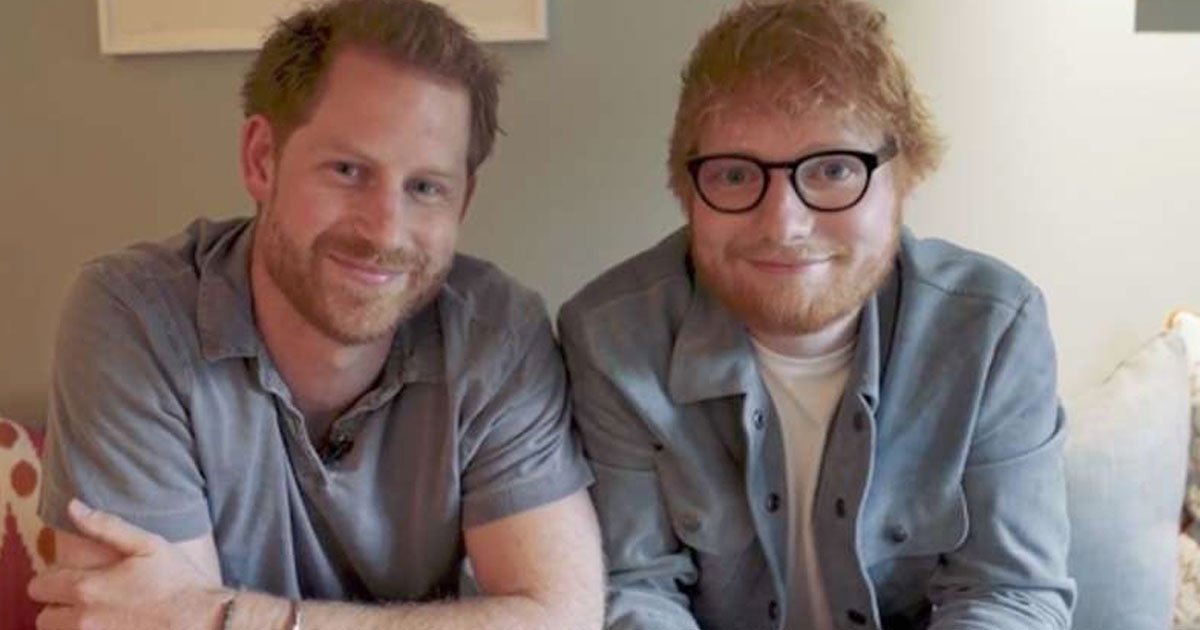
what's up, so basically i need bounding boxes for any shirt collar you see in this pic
[394,298,444,385]
[197,218,259,362]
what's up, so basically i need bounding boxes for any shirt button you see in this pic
[680,514,702,534]
[768,599,779,620]
[835,498,847,518]
[752,409,765,430]
[765,493,781,513]
[888,525,910,543]
[847,609,868,625]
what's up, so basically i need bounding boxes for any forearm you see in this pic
[928,292,1073,630]
[228,590,576,630]
[606,585,701,630]
[928,589,1071,630]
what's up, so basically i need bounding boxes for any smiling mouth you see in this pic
[327,252,408,286]
[747,256,834,272]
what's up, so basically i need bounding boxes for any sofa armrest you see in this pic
[0,416,51,630]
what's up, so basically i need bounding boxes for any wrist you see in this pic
[284,598,302,630]
[216,589,296,630]
[206,588,238,630]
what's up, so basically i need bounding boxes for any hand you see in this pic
[28,499,230,630]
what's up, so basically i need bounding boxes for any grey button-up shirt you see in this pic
[40,217,592,601]
[558,227,1074,630]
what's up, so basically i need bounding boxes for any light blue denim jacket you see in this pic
[558,227,1074,630]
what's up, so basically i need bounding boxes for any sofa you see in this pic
[0,416,49,629]
[1064,313,1196,630]
[3,313,1197,630]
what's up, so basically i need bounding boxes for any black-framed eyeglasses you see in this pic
[686,139,898,213]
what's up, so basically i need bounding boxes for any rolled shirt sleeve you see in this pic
[459,310,594,528]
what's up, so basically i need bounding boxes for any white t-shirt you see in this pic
[752,338,855,630]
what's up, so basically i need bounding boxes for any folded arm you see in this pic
[34,492,603,630]
[558,310,702,630]
[926,291,1075,629]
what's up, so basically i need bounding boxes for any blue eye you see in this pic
[822,163,850,180]
[800,156,866,189]
[699,158,763,189]
[407,178,448,200]
[722,168,752,185]
[332,161,363,180]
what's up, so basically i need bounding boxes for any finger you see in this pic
[36,605,83,630]
[28,567,94,606]
[68,499,160,557]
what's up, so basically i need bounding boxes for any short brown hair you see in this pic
[241,0,502,173]
[668,0,943,198]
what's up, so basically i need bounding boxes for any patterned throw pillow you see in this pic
[0,417,53,630]
[1171,310,1200,630]
[1174,311,1200,526]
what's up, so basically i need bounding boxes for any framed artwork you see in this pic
[1136,0,1200,32]
[97,0,548,55]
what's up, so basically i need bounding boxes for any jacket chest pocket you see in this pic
[861,482,968,565]
[662,457,771,629]
[861,483,968,613]
[657,447,756,556]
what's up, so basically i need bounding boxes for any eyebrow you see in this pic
[320,139,462,181]
[701,140,874,157]
[320,139,376,164]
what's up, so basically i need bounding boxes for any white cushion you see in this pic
[1065,331,1190,630]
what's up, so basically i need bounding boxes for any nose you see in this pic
[352,181,412,251]
[754,169,815,244]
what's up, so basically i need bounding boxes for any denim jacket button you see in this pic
[680,514,702,533]
[888,525,910,543]
[765,493,781,513]
[752,409,765,430]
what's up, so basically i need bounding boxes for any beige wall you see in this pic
[884,0,1200,394]
[3,1,243,426]
[0,1,736,427]
[6,1,1198,428]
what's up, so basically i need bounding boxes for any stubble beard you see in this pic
[257,207,448,346]
[694,226,900,337]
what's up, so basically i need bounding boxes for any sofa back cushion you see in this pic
[1065,332,1189,630]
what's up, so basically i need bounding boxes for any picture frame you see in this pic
[97,0,548,55]
[1136,0,1200,32]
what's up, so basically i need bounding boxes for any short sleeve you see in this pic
[458,314,593,527]
[38,262,212,542]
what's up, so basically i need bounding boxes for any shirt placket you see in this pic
[814,391,880,629]
[742,387,790,630]
[249,349,407,483]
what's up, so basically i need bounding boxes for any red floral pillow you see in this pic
[0,417,53,630]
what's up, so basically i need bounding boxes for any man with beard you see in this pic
[30,1,602,628]
[557,1,1073,629]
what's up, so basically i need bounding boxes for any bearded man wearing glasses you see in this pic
[557,1,1074,629]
